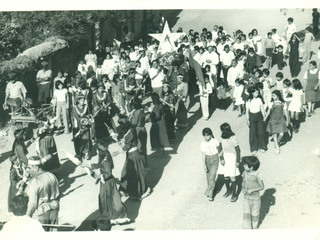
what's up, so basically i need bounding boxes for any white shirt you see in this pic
[148,68,164,88]
[1,215,44,234]
[36,69,52,84]
[200,138,219,156]
[220,51,235,66]
[202,51,219,66]
[54,88,67,102]
[227,66,240,87]
[247,98,263,113]
[6,81,27,99]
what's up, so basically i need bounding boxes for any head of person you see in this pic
[131,96,142,110]
[118,114,132,133]
[235,78,244,86]
[204,64,211,73]
[204,74,210,84]
[241,34,246,41]
[243,156,260,171]
[248,32,253,39]
[313,8,318,13]
[255,81,264,91]
[14,128,26,142]
[55,80,64,90]
[189,29,194,36]
[224,45,230,53]
[151,92,160,105]
[90,79,98,92]
[271,90,284,103]
[41,61,48,70]
[248,86,261,100]
[262,68,270,78]
[152,60,158,69]
[251,29,258,36]
[231,59,238,68]
[292,79,303,90]
[177,73,184,83]
[97,82,105,93]
[9,195,29,216]
[92,216,112,231]
[76,94,86,106]
[57,71,63,78]
[267,32,272,39]
[271,28,277,34]
[8,72,17,83]
[283,79,292,88]
[309,60,317,70]
[162,83,171,94]
[202,127,214,141]
[275,72,284,81]
[254,69,263,78]
[220,122,235,139]
[198,47,204,54]
[207,45,214,53]
[248,47,255,56]
[277,45,284,51]
[27,156,44,177]
[287,17,294,24]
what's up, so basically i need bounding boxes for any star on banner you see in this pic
[149,21,185,54]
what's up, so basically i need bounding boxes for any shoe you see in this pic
[223,191,231,198]
[294,129,299,133]
[140,187,151,200]
[237,114,242,117]
[230,195,238,202]
[308,113,311,117]
[259,149,266,153]
[206,196,213,201]
[251,151,258,156]
[275,149,280,155]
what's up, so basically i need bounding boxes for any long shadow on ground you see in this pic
[259,188,276,227]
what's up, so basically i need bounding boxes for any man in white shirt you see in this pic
[220,45,235,83]
[36,61,52,106]
[148,60,165,97]
[227,59,241,109]
[202,46,219,75]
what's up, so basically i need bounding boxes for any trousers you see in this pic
[242,196,261,229]
[205,154,219,198]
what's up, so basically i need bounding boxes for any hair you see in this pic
[292,79,303,90]
[309,60,317,67]
[151,92,161,104]
[243,156,260,171]
[55,80,64,89]
[92,216,112,231]
[271,28,277,33]
[131,96,142,110]
[204,74,210,80]
[220,122,235,139]
[202,127,214,138]
[255,81,264,90]
[9,195,29,216]
[118,114,132,132]
[287,17,293,23]
[204,64,211,71]
[101,74,109,81]
[275,72,284,79]
[235,78,244,85]
[267,32,272,37]
[248,86,264,102]
[223,44,230,50]
[283,78,292,87]
[202,28,207,32]
[278,44,284,50]
[262,68,270,76]
[254,69,263,78]
[97,81,105,90]
[272,90,285,103]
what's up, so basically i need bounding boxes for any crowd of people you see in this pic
[2,9,320,232]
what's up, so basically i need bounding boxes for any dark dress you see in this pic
[289,39,300,78]
[305,70,320,102]
[8,163,24,212]
[119,128,148,198]
[266,101,288,134]
[150,103,171,149]
[98,151,127,220]
[162,92,176,141]
[38,133,60,171]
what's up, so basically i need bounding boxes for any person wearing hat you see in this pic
[5,72,27,115]
[36,61,52,106]
[23,156,60,231]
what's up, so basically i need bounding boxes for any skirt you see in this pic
[223,152,240,177]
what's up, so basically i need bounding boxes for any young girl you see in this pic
[275,72,284,92]
[246,87,267,155]
[252,29,262,55]
[260,68,276,108]
[288,79,304,133]
[197,74,213,120]
[282,79,292,107]
[220,123,241,202]
[264,90,289,154]
[234,79,246,117]
[273,45,285,70]
[161,83,176,142]
[200,128,221,201]
[52,80,69,134]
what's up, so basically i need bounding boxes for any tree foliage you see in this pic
[0,10,125,61]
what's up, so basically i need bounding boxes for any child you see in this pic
[52,80,69,134]
[92,216,112,231]
[282,79,292,106]
[77,60,87,77]
[288,79,304,133]
[200,128,221,201]
[260,68,276,107]
[220,123,241,202]
[234,79,246,117]
[197,75,213,120]
[264,90,289,154]
[242,156,264,229]
[275,72,284,91]
[263,32,275,69]
[273,45,285,70]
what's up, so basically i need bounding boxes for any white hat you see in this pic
[28,156,41,166]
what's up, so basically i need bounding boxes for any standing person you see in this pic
[161,83,176,142]
[264,90,289,154]
[251,29,262,55]
[220,45,235,84]
[85,50,97,71]
[174,73,189,128]
[304,61,320,117]
[129,97,149,169]
[288,79,304,133]
[52,80,69,134]
[200,128,221,201]
[234,79,246,117]
[312,8,320,36]
[24,156,60,231]
[263,32,275,69]
[72,94,92,161]
[36,61,52,106]
[150,93,173,151]
[197,75,213,120]
[148,60,165,97]
[260,68,276,107]
[36,124,60,172]
[118,115,151,200]
[303,27,315,63]
[246,87,267,155]
[242,156,264,229]
[227,59,241,110]
[2,195,44,234]
[287,34,301,78]
[220,123,241,202]
[284,17,297,43]
[5,72,27,115]
[84,140,130,225]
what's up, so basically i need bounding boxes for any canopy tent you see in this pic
[0,37,68,75]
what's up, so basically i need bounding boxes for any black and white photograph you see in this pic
[0,1,320,239]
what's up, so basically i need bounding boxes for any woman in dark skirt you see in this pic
[288,34,300,78]
[118,115,151,200]
[161,83,176,142]
[174,73,190,128]
[85,140,130,224]
[150,92,173,151]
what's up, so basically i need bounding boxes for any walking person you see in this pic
[303,27,315,63]
[303,61,320,117]
[288,79,304,133]
[200,128,221,201]
[264,90,290,154]
[287,34,301,78]
[52,80,69,134]
[246,87,267,155]
[312,8,320,36]
[242,156,264,229]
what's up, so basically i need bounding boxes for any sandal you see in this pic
[275,149,280,155]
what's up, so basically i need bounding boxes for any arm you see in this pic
[235,145,241,167]
[219,142,225,166]
[202,152,208,173]
[264,106,271,121]
[25,183,38,217]
[247,176,264,195]
[260,100,266,119]
[284,104,290,126]
[246,102,250,126]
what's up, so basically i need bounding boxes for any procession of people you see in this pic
[1,9,320,232]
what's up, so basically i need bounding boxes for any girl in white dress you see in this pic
[288,79,304,133]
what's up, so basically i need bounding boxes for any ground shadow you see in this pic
[75,209,100,231]
[259,188,276,227]
[123,198,142,223]
[0,150,11,165]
